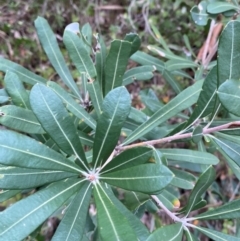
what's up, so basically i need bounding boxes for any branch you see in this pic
[119,121,240,151]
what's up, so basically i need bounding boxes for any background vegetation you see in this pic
[1,1,236,240]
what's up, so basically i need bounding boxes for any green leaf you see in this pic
[78,130,94,147]
[81,23,92,54]
[0,130,82,173]
[30,84,88,170]
[163,70,183,94]
[87,80,103,118]
[146,223,183,241]
[131,51,164,72]
[0,178,84,241]
[212,136,240,167]
[123,80,203,145]
[157,189,180,210]
[101,163,174,194]
[0,190,20,203]
[218,79,240,116]
[195,226,240,241]
[95,34,107,95]
[148,45,186,61]
[166,59,198,71]
[34,17,82,100]
[101,185,150,241]
[92,87,131,168]
[139,88,163,112]
[4,72,31,109]
[218,21,240,85]
[47,81,96,129]
[63,24,96,80]
[104,40,132,95]
[130,51,182,93]
[185,229,199,241]
[184,166,216,215]
[0,89,10,104]
[192,125,203,144]
[187,66,218,126]
[0,105,45,134]
[123,66,155,85]
[190,1,210,26]
[100,147,153,174]
[52,182,92,241]
[207,1,239,14]
[160,148,219,165]
[124,33,141,56]
[93,183,138,241]
[180,199,207,214]
[196,198,240,220]
[0,166,77,189]
[170,168,196,189]
[0,58,47,85]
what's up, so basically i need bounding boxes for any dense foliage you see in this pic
[1,1,240,241]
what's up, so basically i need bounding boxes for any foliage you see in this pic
[0,1,240,240]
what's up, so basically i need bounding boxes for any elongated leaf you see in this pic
[87,80,103,117]
[81,23,92,54]
[100,147,153,174]
[146,223,183,241]
[166,59,198,71]
[34,17,82,100]
[140,88,163,111]
[4,72,31,109]
[47,81,96,129]
[170,168,196,189]
[78,130,94,147]
[0,166,77,189]
[212,136,240,167]
[160,148,219,165]
[92,87,131,168]
[187,66,218,125]
[0,58,47,85]
[218,79,240,116]
[185,229,199,241]
[102,184,149,241]
[0,105,45,134]
[130,51,182,93]
[157,189,180,210]
[101,163,173,194]
[163,70,182,93]
[180,199,207,214]
[0,130,82,173]
[63,25,96,79]
[123,66,155,85]
[30,84,89,170]
[0,178,84,241]
[184,166,215,215]
[93,183,138,241]
[207,2,239,14]
[216,143,240,181]
[195,226,240,241]
[0,189,20,203]
[52,182,92,241]
[123,80,203,145]
[131,51,164,72]
[95,34,107,95]
[124,33,141,56]
[196,198,240,220]
[0,89,10,104]
[104,40,132,95]
[218,21,240,85]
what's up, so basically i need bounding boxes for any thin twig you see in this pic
[119,121,240,151]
